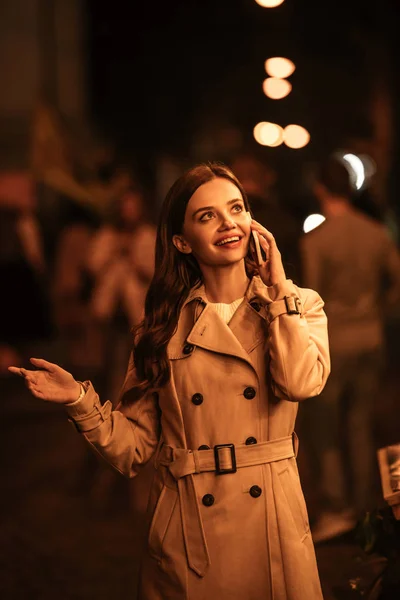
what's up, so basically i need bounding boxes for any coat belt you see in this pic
[157,434,297,578]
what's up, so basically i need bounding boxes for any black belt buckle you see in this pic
[214,443,237,475]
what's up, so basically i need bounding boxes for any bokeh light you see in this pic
[283,124,310,149]
[253,122,283,147]
[255,0,285,7]
[303,214,326,234]
[264,57,295,78]
[334,150,376,191]
[262,77,292,99]
[342,153,365,190]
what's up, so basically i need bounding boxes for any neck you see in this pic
[201,261,250,303]
[322,195,351,217]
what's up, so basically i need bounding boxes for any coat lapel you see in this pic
[167,276,270,370]
[229,301,266,355]
[186,303,256,370]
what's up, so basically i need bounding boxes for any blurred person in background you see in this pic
[230,154,301,282]
[87,184,156,399]
[52,200,100,379]
[300,157,400,542]
[0,171,52,373]
[79,183,156,512]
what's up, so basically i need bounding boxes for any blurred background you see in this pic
[1,1,400,598]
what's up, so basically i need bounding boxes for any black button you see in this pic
[245,436,257,445]
[202,494,215,507]
[243,386,256,400]
[198,444,210,450]
[250,301,261,312]
[192,393,203,405]
[250,485,262,498]
[183,343,194,355]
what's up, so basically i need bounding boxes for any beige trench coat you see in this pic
[66,276,330,600]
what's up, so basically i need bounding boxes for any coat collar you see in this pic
[181,275,269,312]
[168,276,269,372]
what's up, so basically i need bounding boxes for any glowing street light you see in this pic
[283,124,310,149]
[253,122,283,147]
[255,0,284,7]
[303,214,326,234]
[264,57,295,79]
[262,77,292,99]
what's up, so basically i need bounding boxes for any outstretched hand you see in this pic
[8,358,81,404]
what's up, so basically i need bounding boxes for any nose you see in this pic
[219,214,237,229]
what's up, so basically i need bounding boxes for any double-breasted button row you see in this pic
[243,386,256,400]
[202,487,262,506]
[202,494,215,507]
[192,388,256,405]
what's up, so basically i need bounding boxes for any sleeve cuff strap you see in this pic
[267,295,302,322]
[65,381,96,418]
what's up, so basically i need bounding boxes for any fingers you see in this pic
[250,219,276,245]
[8,366,36,380]
[22,369,38,386]
[8,366,25,377]
[29,357,57,373]
[8,367,37,387]
[258,233,270,262]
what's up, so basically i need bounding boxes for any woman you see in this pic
[9,163,330,599]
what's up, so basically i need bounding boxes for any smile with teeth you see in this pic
[215,236,241,246]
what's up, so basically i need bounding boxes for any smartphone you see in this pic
[251,230,264,266]
[247,212,266,265]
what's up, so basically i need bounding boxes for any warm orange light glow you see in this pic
[262,77,292,99]
[255,0,285,7]
[264,57,295,78]
[253,122,283,147]
[283,125,310,149]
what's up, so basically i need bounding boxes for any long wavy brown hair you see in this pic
[124,162,257,405]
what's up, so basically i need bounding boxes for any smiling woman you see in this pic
[171,178,252,296]
[9,162,330,600]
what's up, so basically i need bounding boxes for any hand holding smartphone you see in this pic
[251,230,264,266]
[247,212,267,266]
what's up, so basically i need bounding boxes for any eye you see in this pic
[199,211,214,222]
[232,203,243,213]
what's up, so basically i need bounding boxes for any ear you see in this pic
[172,234,193,254]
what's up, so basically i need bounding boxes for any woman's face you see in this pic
[173,177,251,268]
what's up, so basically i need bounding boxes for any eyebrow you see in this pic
[192,198,244,219]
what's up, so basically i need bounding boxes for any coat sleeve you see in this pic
[65,353,161,478]
[262,280,330,402]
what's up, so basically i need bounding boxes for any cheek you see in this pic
[190,236,214,256]
[183,224,213,252]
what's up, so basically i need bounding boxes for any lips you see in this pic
[215,235,243,246]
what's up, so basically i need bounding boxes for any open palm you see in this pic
[8,358,80,404]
